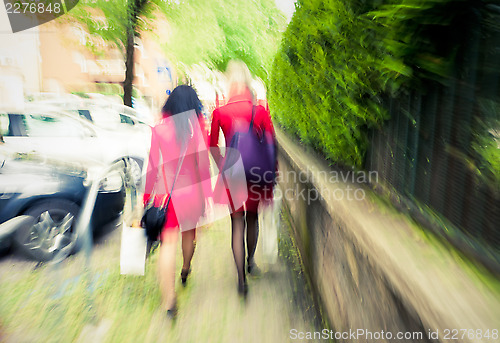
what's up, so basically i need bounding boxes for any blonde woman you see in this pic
[209,61,276,296]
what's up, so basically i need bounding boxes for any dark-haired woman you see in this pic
[143,85,212,318]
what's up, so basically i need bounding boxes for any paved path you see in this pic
[144,211,324,342]
[0,206,325,342]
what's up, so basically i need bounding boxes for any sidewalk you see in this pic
[0,208,325,343]
[147,214,323,342]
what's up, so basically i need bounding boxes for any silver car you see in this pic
[0,104,150,185]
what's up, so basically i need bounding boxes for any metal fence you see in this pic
[366,6,500,272]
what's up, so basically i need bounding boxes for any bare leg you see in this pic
[230,212,246,293]
[158,230,178,310]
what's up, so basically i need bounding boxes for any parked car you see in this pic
[0,148,126,261]
[0,104,149,185]
[33,97,154,127]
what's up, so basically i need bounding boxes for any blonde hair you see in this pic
[226,60,255,102]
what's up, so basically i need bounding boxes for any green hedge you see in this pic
[269,0,494,168]
[269,0,406,167]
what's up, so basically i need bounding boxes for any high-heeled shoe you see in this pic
[247,258,261,277]
[180,268,190,286]
[166,302,178,320]
[237,280,248,298]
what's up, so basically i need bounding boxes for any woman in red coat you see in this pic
[143,85,212,317]
[210,61,276,296]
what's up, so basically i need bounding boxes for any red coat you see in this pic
[144,114,212,237]
[209,90,276,213]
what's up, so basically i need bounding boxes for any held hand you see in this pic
[131,219,142,228]
[130,194,146,228]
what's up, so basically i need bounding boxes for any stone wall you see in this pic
[276,129,500,343]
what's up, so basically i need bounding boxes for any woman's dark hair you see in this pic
[161,85,202,144]
[162,85,202,117]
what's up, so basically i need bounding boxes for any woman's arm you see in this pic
[257,105,275,136]
[209,108,223,166]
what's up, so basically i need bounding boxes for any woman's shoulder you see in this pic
[211,106,221,117]
[254,104,270,119]
[255,104,267,113]
[212,104,235,122]
[153,117,176,135]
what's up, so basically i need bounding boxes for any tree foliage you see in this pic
[162,0,286,82]
[68,0,160,106]
[370,0,487,85]
[67,0,284,103]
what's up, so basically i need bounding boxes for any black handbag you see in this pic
[142,204,167,242]
[142,138,188,241]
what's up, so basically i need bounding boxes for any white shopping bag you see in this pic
[258,188,281,264]
[120,225,147,275]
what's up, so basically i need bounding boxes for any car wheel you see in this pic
[14,200,80,262]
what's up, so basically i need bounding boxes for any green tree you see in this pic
[68,0,160,107]
[68,0,284,105]
[162,0,286,82]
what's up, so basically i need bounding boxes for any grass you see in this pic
[0,244,174,342]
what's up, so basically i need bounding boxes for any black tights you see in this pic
[231,211,258,285]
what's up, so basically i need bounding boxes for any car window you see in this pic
[119,114,135,125]
[23,113,87,137]
[78,109,92,122]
